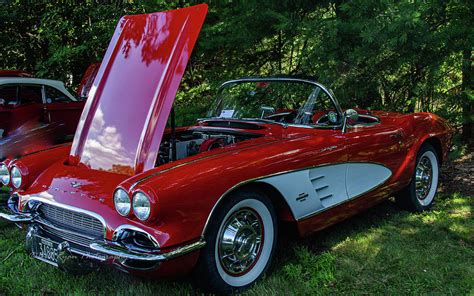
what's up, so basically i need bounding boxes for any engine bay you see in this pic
[157,128,261,165]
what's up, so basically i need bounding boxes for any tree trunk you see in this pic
[461,49,473,143]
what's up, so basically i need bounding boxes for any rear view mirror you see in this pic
[345,109,359,121]
[342,109,358,133]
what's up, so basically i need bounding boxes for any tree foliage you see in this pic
[0,0,472,138]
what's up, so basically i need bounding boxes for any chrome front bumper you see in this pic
[90,240,206,262]
[0,203,205,265]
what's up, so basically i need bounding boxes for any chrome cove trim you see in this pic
[89,239,206,262]
[201,161,392,237]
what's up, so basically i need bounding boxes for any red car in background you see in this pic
[0,4,453,294]
[76,63,101,100]
[0,65,98,160]
[0,70,32,77]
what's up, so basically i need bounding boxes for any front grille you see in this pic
[39,203,104,238]
[41,223,95,247]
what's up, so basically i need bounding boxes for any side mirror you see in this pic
[260,106,275,118]
[342,109,358,133]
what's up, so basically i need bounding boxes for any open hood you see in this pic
[69,4,208,175]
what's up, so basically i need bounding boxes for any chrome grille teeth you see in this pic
[39,203,103,238]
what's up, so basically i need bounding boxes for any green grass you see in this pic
[0,193,472,295]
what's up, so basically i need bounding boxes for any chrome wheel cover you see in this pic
[415,155,433,200]
[218,208,263,275]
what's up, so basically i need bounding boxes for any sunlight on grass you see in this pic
[0,193,472,295]
[283,247,335,292]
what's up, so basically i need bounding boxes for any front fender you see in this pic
[401,113,453,181]
[8,144,71,191]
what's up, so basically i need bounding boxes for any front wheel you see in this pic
[194,189,277,294]
[396,143,439,212]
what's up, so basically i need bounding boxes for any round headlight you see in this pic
[11,166,22,188]
[132,192,151,221]
[114,188,131,216]
[0,164,10,185]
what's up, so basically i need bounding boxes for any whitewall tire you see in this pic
[194,189,277,294]
[396,143,440,212]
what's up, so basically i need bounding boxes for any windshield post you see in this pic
[170,107,177,161]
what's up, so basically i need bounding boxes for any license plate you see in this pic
[32,235,60,266]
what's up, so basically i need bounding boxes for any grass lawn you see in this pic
[0,192,472,295]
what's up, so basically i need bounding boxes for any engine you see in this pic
[157,130,257,165]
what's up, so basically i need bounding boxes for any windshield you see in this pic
[208,79,341,127]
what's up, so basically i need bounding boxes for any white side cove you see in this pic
[257,163,392,220]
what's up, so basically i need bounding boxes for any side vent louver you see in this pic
[309,171,337,207]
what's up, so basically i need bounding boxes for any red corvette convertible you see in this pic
[0,4,452,294]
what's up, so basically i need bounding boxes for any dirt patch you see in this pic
[439,150,474,196]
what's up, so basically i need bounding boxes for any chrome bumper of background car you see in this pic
[0,202,206,266]
[0,208,33,223]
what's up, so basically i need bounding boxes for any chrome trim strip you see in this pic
[200,161,392,236]
[89,239,206,262]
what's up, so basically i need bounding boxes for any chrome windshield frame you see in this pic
[211,77,344,129]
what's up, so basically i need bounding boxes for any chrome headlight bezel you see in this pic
[132,191,151,221]
[10,166,22,189]
[114,188,131,216]
[0,164,10,185]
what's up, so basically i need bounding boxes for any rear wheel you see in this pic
[396,143,439,212]
[195,189,277,294]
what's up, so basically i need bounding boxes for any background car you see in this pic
[0,76,83,161]
[0,64,99,161]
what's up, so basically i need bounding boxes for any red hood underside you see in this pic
[69,4,208,176]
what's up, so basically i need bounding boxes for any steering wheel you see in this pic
[315,111,339,126]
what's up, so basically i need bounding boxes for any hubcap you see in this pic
[415,156,433,200]
[218,208,263,275]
